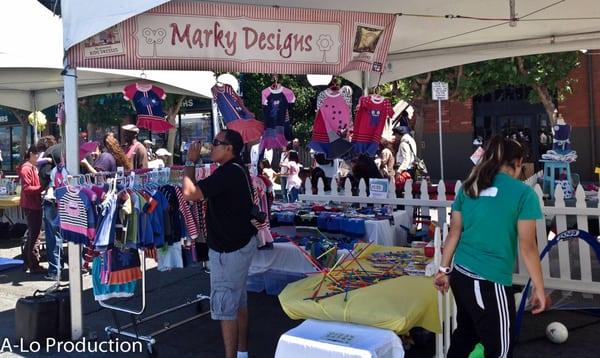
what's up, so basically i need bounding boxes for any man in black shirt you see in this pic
[182,129,257,358]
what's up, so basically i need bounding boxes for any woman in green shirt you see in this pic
[434,135,548,357]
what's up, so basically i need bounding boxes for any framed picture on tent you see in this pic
[83,24,125,59]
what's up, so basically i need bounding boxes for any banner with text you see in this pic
[67,2,396,75]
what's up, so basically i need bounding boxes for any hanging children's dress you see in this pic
[123,83,174,133]
[310,88,353,159]
[352,95,394,156]
[260,85,295,151]
[251,175,273,248]
[212,83,264,143]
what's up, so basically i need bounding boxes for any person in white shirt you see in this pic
[277,144,291,201]
[148,148,172,169]
[393,126,417,177]
[279,150,301,202]
[250,143,273,177]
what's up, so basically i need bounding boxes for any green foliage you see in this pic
[78,93,135,128]
[377,51,580,104]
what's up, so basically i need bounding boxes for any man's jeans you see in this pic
[43,201,63,277]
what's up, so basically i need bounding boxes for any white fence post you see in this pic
[358,179,368,208]
[331,175,339,196]
[404,179,414,222]
[534,184,550,278]
[344,177,352,197]
[575,185,593,298]
[554,185,572,286]
[437,180,447,227]
[420,179,430,217]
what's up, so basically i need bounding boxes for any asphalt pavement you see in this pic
[1,236,599,357]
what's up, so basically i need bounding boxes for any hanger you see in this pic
[328,78,340,91]
[271,74,280,90]
[370,86,383,101]
[137,69,150,87]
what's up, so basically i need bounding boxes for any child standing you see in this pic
[281,150,301,202]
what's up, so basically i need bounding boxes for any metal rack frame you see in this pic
[98,250,210,355]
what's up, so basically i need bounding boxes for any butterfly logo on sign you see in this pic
[142,28,167,57]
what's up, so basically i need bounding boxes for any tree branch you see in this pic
[516,57,556,124]
[166,95,186,165]
[450,65,464,100]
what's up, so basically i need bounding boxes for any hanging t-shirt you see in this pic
[94,193,118,249]
[212,83,264,143]
[92,256,136,301]
[352,95,394,156]
[286,161,302,190]
[123,83,174,133]
[56,186,97,244]
[310,89,353,158]
[260,86,296,151]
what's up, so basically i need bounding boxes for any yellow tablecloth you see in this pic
[0,195,20,209]
[278,244,441,335]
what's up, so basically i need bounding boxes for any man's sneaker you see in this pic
[44,274,60,281]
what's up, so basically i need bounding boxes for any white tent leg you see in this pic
[361,71,370,96]
[63,63,83,340]
[212,98,220,137]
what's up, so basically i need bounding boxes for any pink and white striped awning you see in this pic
[66,2,396,76]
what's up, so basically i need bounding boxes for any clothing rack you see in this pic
[68,167,210,356]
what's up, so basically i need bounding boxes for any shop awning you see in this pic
[61,0,600,84]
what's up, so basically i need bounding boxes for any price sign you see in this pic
[432,81,449,100]
[369,178,389,199]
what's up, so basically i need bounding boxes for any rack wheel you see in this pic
[197,298,210,313]
[146,343,158,357]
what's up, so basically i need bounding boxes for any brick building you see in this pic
[418,51,600,182]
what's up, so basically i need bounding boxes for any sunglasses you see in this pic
[212,139,230,147]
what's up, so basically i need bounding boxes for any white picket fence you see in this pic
[299,176,600,357]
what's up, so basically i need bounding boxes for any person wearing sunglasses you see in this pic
[182,129,257,358]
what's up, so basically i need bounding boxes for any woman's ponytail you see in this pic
[462,135,525,197]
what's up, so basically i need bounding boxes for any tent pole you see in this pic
[62,61,84,341]
[212,97,220,137]
[31,92,38,144]
[361,71,370,96]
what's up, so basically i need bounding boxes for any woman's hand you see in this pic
[433,272,450,294]
[530,286,550,314]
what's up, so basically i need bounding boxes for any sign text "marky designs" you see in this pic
[136,15,341,63]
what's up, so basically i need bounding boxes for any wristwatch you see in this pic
[185,160,196,167]
[438,266,452,274]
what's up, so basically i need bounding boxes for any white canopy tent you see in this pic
[0,0,215,112]
[0,66,216,112]
[59,0,600,341]
[62,0,600,84]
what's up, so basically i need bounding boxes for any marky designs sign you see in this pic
[143,16,339,62]
[68,2,396,74]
